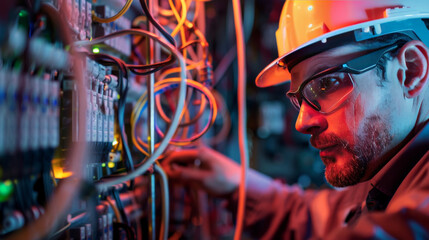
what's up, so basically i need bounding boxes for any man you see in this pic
[164,0,429,239]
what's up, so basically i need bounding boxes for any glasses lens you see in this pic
[303,72,354,113]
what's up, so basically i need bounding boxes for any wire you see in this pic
[107,197,123,223]
[180,20,188,62]
[48,222,71,239]
[154,19,209,80]
[139,0,176,47]
[190,0,200,26]
[74,29,187,191]
[92,0,134,24]
[155,64,207,128]
[155,88,207,127]
[155,163,169,240]
[187,22,209,59]
[153,80,217,143]
[158,7,174,17]
[90,53,135,174]
[179,40,202,51]
[80,35,184,166]
[177,106,192,139]
[112,189,129,225]
[168,0,188,37]
[69,212,88,227]
[77,30,175,74]
[7,3,87,240]
[131,78,217,155]
[148,13,213,142]
[232,0,248,239]
[158,61,203,81]
[128,55,176,71]
[133,15,148,26]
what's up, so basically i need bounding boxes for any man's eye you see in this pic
[319,77,340,92]
[316,73,345,94]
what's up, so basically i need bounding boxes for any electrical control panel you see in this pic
[0,0,227,239]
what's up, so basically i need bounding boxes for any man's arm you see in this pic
[162,146,370,239]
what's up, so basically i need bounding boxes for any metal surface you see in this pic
[147,0,157,239]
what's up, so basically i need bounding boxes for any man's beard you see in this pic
[315,116,393,187]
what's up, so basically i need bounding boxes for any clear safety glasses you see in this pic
[286,43,399,114]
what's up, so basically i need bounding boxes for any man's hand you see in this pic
[162,146,240,197]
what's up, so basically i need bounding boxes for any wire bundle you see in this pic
[6,0,243,239]
[84,2,220,239]
[131,77,217,156]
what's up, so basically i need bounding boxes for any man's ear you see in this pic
[396,40,429,98]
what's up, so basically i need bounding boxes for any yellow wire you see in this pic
[169,0,188,37]
[133,16,147,26]
[92,0,134,23]
[180,28,187,61]
[159,8,174,17]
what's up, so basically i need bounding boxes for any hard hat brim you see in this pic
[255,14,429,88]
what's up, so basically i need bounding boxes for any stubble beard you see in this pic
[322,116,393,187]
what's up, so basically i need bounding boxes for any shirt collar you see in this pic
[369,121,429,199]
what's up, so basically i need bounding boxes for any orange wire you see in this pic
[155,87,207,126]
[150,83,215,144]
[179,105,191,139]
[232,0,248,239]
[133,79,217,154]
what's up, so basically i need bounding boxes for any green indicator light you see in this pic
[19,11,28,17]
[0,180,13,202]
[101,163,106,168]
[92,47,100,54]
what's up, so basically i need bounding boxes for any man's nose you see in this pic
[295,101,327,135]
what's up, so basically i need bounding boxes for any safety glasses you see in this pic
[286,43,399,113]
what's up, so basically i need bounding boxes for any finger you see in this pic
[197,145,229,167]
[198,145,220,160]
[166,164,210,183]
[162,148,199,166]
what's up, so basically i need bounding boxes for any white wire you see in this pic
[74,29,187,191]
[154,164,169,240]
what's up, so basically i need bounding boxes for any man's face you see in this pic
[289,44,415,187]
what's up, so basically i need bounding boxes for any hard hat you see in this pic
[255,0,429,88]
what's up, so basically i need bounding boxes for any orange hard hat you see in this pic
[255,0,429,87]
